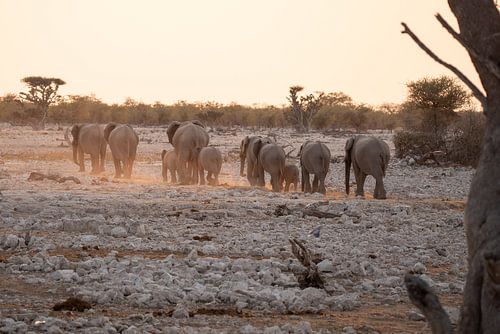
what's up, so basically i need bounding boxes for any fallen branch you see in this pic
[28,172,81,184]
[289,238,325,289]
[404,273,453,334]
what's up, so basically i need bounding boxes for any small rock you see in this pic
[171,305,189,319]
[110,227,128,238]
[3,234,19,249]
[408,310,425,321]
[412,262,426,274]
[317,260,334,273]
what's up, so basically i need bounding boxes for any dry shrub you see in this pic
[447,112,485,167]
[393,131,441,158]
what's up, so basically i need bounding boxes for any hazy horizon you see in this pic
[0,1,481,106]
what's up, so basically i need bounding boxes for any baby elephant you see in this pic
[198,147,222,186]
[282,163,299,192]
[345,135,390,199]
[161,149,177,183]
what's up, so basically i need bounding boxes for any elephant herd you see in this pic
[69,120,391,199]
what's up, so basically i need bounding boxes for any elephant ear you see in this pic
[240,136,250,156]
[104,123,118,143]
[70,124,81,146]
[345,137,355,154]
[167,121,181,144]
[191,120,206,128]
[253,139,263,158]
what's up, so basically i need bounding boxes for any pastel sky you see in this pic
[0,1,481,106]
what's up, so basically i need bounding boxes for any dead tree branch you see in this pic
[436,14,500,81]
[28,172,81,184]
[401,22,487,113]
[289,238,325,289]
[404,273,453,334]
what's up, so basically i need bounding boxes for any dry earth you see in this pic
[0,124,473,333]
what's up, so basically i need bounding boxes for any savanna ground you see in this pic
[0,124,472,333]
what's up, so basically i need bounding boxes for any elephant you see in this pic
[299,141,331,194]
[345,135,390,199]
[240,136,274,186]
[104,123,139,179]
[167,120,209,185]
[161,149,177,183]
[253,140,285,192]
[282,163,299,192]
[70,123,106,174]
[198,146,222,186]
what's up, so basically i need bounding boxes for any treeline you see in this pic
[0,92,403,130]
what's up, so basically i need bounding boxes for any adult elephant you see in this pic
[345,135,390,199]
[70,123,106,174]
[253,139,285,192]
[167,120,209,184]
[104,123,139,179]
[240,136,273,186]
[299,141,331,194]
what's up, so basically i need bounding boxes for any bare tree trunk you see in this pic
[402,1,500,333]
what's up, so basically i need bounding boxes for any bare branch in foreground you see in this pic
[401,22,487,113]
[404,273,454,334]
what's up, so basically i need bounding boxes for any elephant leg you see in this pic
[352,163,364,197]
[177,155,189,184]
[199,166,206,185]
[374,174,387,199]
[303,171,311,193]
[113,158,122,178]
[190,160,199,185]
[318,175,327,195]
[124,159,133,179]
[285,181,290,192]
[78,148,85,172]
[256,166,265,187]
[90,154,100,174]
[170,169,177,183]
[271,174,280,192]
[99,143,106,172]
[293,182,298,192]
[214,173,219,186]
[312,175,319,193]
[246,162,255,186]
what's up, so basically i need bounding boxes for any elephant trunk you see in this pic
[345,155,351,195]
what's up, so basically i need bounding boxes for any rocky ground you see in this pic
[0,124,472,333]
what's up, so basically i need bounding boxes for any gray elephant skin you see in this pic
[104,123,139,179]
[71,123,106,174]
[299,141,331,194]
[198,146,222,186]
[345,135,390,199]
[167,120,209,184]
[161,149,177,183]
[253,139,285,192]
[240,136,273,186]
[282,163,299,192]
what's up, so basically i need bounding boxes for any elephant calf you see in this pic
[198,147,222,186]
[161,149,177,183]
[282,163,299,192]
[104,123,139,179]
[299,141,331,194]
[345,135,390,199]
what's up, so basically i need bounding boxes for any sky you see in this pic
[0,1,482,107]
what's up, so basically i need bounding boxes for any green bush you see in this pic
[393,130,440,158]
[447,112,485,167]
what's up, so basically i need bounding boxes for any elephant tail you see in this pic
[345,155,351,195]
[161,149,167,160]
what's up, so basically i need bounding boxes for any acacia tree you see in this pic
[402,1,500,333]
[285,86,323,133]
[407,76,470,132]
[19,76,66,129]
